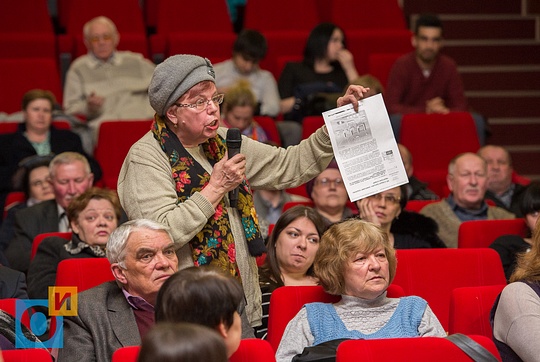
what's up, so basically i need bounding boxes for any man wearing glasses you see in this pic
[63,16,156,153]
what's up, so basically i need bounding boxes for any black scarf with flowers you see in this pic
[152,115,266,279]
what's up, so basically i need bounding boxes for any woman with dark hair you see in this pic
[276,219,445,361]
[27,187,121,300]
[490,181,540,280]
[256,205,327,338]
[138,323,228,362]
[278,22,360,122]
[356,184,446,249]
[155,266,244,357]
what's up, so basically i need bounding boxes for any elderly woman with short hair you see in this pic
[276,219,445,362]
[118,54,370,330]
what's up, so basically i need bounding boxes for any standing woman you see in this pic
[118,54,369,331]
[256,206,327,338]
[278,22,360,121]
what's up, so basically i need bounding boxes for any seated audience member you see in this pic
[0,155,55,264]
[4,152,94,272]
[0,265,28,299]
[27,187,121,300]
[221,81,270,144]
[63,16,156,152]
[356,185,445,249]
[305,160,353,226]
[275,219,446,361]
[490,182,540,281]
[398,143,440,200]
[214,29,280,118]
[420,152,515,248]
[278,22,359,123]
[253,189,310,232]
[58,219,178,362]
[155,267,244,357]
[138,323,228,362]
[491,216,540,361]
[478,144,527,217]
[256,206,327,338]
[0,89,101,211]
[385,14,486,144]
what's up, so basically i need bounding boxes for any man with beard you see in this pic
[385,14,485,144]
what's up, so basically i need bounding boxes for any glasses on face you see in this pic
[175,93,224,112]
[30,178,51,188]
[368,193,401,205]
[88,34,114,43]
[314,177,344,188]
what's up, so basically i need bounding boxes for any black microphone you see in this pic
[226,128,242,208]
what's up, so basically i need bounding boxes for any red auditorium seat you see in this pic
[404,199,439,213]
[230,339,276,362]
[336,335,501,362]
[458,218,528,249]
[93,120,153,189]
[243,0,319,33]
[449,284,506,338]
[31,232,72,261]
[111,346,140,362]
[0,0,56,59]
[267,284,405,352]
[254,116,282,146]
[0,298,31,328]
[399,112,481,198]
[0,58,63,114]
[392,248,507,330]
[301,116,325,140]
[0,121,71,135]
[55,258,114,293]
[2,349,54,362]
[368,53,406,89]
[2,192,26,219]
[329,0,407,31]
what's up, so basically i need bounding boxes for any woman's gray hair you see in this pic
[106,219,174,268]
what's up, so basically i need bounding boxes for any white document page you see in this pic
[322,93,408,202]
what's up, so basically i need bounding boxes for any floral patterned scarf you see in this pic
[152,115,266,279]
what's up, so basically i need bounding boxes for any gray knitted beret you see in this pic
[148,54,216,115]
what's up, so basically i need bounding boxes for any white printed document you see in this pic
[322,94,408,202]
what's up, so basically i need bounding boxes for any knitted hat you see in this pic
[305,159,340,198]
[148,54,216,115]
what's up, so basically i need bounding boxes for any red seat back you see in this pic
[0,298,31,328]
[94,120,153,189]
[329,0,407,31]
[111,346,140,362]
[2,349,54,362]
[267,284,405,352]
[230,339,276,362]
[3,192,26,219]
[253,116,282,146]
[449,285,506,338]
[336,335,501,362]
[458,219,528,248]
[31,232,72,261]
[55,258,114,293]
[404,199,439,213]
[392,248,507,330]
[301,116,325,140]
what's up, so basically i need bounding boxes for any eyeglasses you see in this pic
[368,193,401,205]
[315,177,344,188]
[88,34,114,43]
[30,178,51,188]
[175,94,224,112]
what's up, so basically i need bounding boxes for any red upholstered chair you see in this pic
[404,199,438,213]
[400,112,481,198]
[0,298,31,328]
[2,349,54,362]
[282,201,315,212]
[301,116,325,140]
[392,248,507,331]
[266,284,405,352]
[111,346,140,362]
[3,192,26,219]
[93,119,153,189]
[254,116,282,146]
[449,284,506,338]
[230,339,276,362]
[55,258,114,293]
[458,219,528,248]
[244,0,319,33]
[31,232,72,261]
[336,335,501,362]
[368,53,405,89]
[329,0,407,31]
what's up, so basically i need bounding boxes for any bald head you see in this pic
[447,153,487,209]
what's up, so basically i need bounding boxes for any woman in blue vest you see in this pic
[276,219,446,361]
